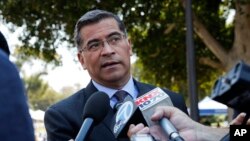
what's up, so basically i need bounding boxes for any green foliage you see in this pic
[199,115,227,127]
[0,0,238,100]
[23,72,66,111]
[129,0,230,99]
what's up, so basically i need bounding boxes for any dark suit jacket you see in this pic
[44,80,188,141]
[0,50,34,141]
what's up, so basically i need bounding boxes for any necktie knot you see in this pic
[113,90,131,111]
[114,90,128,102]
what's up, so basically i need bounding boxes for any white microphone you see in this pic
[110,96,147,138]
[135,87,184,141]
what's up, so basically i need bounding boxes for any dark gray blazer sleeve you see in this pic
[44,107,75,141]
[44,91,85,141]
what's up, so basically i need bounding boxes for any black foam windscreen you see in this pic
[83,91,110,124]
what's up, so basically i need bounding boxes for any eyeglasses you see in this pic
[79,33,126,52]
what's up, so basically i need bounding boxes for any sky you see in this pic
[0,23,91,92]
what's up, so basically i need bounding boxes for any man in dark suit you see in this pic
[44,9,188,141]
[0,32,34,141]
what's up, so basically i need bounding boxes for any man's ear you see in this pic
[127,38,133,56]
[77,52,87,70]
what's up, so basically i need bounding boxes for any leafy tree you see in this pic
[12,42,76,111]
[23,72,65,111]
[1,0,250,101]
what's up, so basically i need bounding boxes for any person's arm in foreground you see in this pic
[128,106,250,141]
[152,106,228,141]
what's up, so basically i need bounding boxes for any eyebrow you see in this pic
[107,31,122,38]
[86,31,122,46]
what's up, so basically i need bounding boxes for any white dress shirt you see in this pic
[92,76,139,108]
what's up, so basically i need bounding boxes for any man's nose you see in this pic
[100,41,115,55]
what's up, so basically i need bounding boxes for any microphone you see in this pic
[114,94,133,112]
[160,118,184,141]
[75,91,110,141]
[110,96,147,138]
[135,87,184,141]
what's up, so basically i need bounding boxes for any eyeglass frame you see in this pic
[78,32,127,53]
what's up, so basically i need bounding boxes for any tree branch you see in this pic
[164,23,176,35]
[181,0,229,68]
[199,57,225,70]
[193,15,228,66]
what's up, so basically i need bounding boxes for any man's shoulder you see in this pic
[135,80,188,114]
[134,80,155,90]
[48,88,87,111]
[136,80,178,95]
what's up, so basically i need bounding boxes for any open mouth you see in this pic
[101,61,120,68]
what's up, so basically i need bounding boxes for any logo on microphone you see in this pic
[113,101,133,133]
[135,87,169,111]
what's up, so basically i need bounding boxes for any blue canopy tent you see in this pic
[198,96,228,116]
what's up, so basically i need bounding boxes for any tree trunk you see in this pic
[182,0,250,122]
[187,2,250,72]
[229,2,250,70]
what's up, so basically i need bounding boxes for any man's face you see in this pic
[77,18,132,89]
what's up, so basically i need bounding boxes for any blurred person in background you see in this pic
[0,31,35,141]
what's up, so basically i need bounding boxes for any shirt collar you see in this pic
[92,76,138,100]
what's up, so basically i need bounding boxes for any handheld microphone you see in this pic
[135,87,184,141]
[114,94,133,112]
[110,96,147,138]
[75,91,110,141]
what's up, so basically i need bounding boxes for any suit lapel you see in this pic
[84,81,98,99]
[102,107,116,132]
[83,79,156,139]
[83,81,116,138]
[133,79,155,97]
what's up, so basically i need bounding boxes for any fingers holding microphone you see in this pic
[128,123,157,141]
[128,106,198,141]
[151,106,196,141]
[127,106,250,141]
[128,106,189,141]
[127,123,150,137]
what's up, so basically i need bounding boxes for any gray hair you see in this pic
[74,9,127,50]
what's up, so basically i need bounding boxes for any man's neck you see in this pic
[93,76,131,89]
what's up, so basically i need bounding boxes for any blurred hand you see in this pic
[151,106,198,141]
[127,106,197,141]
[127,123,149,137]
[230,113,250,125]
[127,123,167,141]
